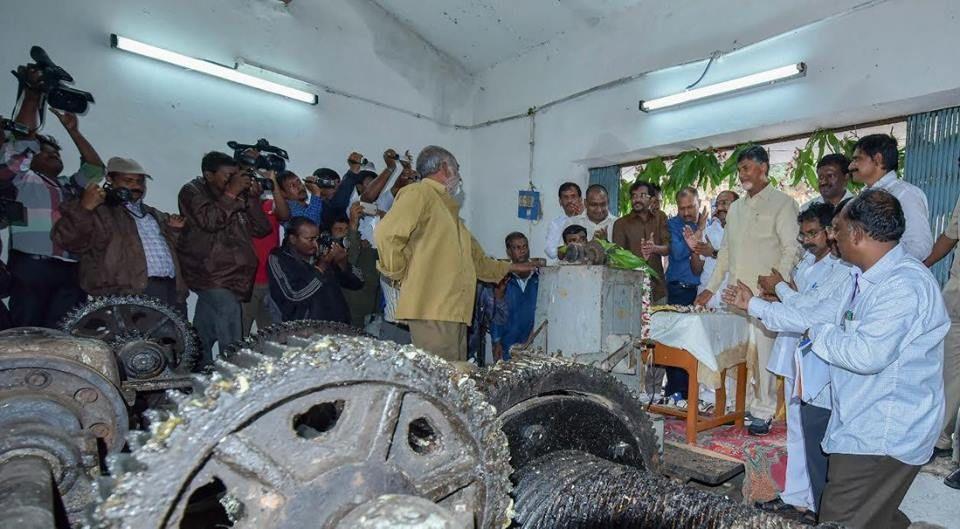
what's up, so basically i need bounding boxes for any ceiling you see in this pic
[370,0,878,75]
[370,0,647,73]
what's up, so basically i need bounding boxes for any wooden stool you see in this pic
[643,342,747,445]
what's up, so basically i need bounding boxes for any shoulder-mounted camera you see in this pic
[227,138,289,192]
[12,46,94,114]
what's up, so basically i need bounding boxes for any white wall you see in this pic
[465,0,960,257]
[0,0,473,218]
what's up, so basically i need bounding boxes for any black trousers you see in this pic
[8,250,87,328]
[665,281,698,398]
[819,453,920,529]
[800,402,831,513]
[143,277,187,318]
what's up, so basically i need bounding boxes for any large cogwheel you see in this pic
[60,295,199,388]
[472,354,661,474]
[94,334,512,529]
[221,319,370,358]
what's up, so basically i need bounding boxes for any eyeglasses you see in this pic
[796,228,827,242]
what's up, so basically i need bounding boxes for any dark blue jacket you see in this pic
[492,271,539,360]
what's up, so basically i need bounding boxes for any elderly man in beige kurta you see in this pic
[701,181,800,421]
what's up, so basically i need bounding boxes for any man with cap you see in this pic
[53,157,188,313]
[0,71,105,327]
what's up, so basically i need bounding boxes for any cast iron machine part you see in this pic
[94,333,512,529]
[513,450,844,529]
[472,354,661,474]
[0,327,128,528]
[59,296,199,399]
[220,319,370,358]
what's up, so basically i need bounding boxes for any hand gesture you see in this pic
[50,108,78,132]
[721,280,754,311]
[696,205,709,231]
[226,171,252,197]
[327,243,348,267]
[693,289,713,307]
[593,227,608,241]
[682,225,701,252]
[694,240,715,258]
[573,199,584,216]
[167,214,186,229]
[757,268,785,295]
[400,150,414,169]
[348,201,364,228]
[383,149,398,170]
[348,151,364,166]
[80,182,105,211]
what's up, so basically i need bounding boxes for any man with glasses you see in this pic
[922,154,960,488]
[732,202,849,520]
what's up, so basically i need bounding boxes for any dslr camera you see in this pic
[103,182,134,207]
[12,46,94,114]
[227,138,289,192]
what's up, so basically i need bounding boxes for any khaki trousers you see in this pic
[819,454,920,529]
[747,316,779,419]
[408,320,468,363]
[938,310,960,449]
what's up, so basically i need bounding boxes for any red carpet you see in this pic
[664,417,788,503]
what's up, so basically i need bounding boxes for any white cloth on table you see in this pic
[649,311,750,372]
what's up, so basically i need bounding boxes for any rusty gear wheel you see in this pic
[222,319,370,358]
[60,295,198,392]
[473,354,660,474]
[94,334,512,529]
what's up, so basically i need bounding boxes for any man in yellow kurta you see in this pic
[375,145,537,363]
[696,146,800,430]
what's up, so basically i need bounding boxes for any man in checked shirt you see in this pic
[53,157,188,315]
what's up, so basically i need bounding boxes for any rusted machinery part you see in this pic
[60,295,199,392]
[0,456,58,529]
[473,354,660,474]
[336,494,470,529]
[221,319,371,358]
[560,241,608,265]
[0,327,129,521]
[95,334,512,529]
[513,450,842,529]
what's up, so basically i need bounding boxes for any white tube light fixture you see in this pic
[639,62,806,112]
[110,34,318,105]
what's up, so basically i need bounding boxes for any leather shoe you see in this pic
[748,418,773,436]
[946,468,960,490]
[755,496,798,513]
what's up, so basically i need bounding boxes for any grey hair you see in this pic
[416,145,457,178]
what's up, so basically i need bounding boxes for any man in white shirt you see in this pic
[544,182,583,261]
[727,202,848,520]
[798,190,945,528]
[849,134,932,260]
[565,184,617,241]
[688,190,739,308]
[801,154,855,212]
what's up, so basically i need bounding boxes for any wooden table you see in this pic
[642,342,747,445]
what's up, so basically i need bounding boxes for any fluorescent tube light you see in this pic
[639,62,806,112]
[110,34,318,105]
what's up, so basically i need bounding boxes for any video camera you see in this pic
[12,46,94,114]
[103,182,134,207]
[227,138,289,192]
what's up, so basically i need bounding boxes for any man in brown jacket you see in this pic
[178,151,272,365]
[52,157,187,314]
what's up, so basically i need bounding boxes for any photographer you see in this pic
[1,66,104,327]
[340,204,380,327]
[178,151,272,365]
[267,216,363,323]
[52,157,187,313]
